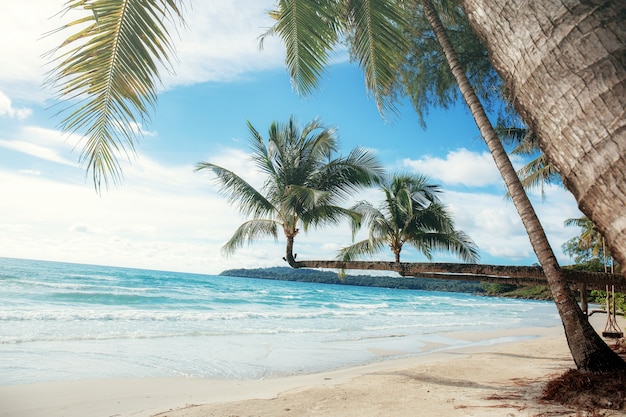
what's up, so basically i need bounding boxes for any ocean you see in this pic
[0,257,561,385]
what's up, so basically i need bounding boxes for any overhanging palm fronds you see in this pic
[46,0,184,190]
[261,0,341,96]
[497,125,560,199]
[263,0,409,115]
[346,0,410,114]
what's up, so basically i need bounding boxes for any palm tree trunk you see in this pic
[420,0,625,372]
[285,235,297,267]
[460,0,626,277]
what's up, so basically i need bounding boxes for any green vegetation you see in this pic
[589,290,626,315]
[220,266,484,293]
[480,283,552,300]
[338,174,479,263]
[562,217,624,314]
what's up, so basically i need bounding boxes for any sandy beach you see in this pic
[2,314,624,417]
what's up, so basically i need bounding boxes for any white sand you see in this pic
[2,314,624,417]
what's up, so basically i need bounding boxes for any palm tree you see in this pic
[195,116,384,263]
[459,0,626,273]
[264,0,625,372]
[47,0,625,371]
[48,2,626,273]
[338,174,479,263]
[565,216,613,273]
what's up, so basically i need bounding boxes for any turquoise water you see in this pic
[0,257,560,385]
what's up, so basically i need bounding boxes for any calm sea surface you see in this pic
[0,257,560,385]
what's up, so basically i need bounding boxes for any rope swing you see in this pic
[602,285,623,339]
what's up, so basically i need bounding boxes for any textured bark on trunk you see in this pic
[285,235,297,266]
[460,0,626,272]
[420,0,625,372]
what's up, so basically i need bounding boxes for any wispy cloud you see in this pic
[0,139,75,166]
[0,125,81,166]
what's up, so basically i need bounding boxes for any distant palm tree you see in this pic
[195,117,384,263]
[565,216,612,273]
[338,174,479,263]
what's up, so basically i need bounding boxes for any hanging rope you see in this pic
[602,285,623,339]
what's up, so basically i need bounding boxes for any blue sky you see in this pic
[0,0,582,274]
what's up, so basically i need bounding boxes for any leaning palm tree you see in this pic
[459,0,626,273]
[264,0,625,372]
[195,116,384,263]
[338,174,479,263]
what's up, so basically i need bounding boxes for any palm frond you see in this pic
[346,0,410,114]
[195,162,276,218]
[261,0,341,96]
[348,201,382,238]
[314,146,384,201]
[299,204,358,231]
[405,229,479,263]
[46,0,184,191]
[283,184,332,215]
[505,154,560,200]
[222,219,280,256]
[337,237,386,261]
[247,120,278,179]
[564,216,591,229]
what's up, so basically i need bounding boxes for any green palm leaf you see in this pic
[222,219,280,256]
[337,236,386,261]
[346,0,409,114]
[261,0,341,96]
[264,0,408,115]
[195,162,276,219]
[46,0,184,190]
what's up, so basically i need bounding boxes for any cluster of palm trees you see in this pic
[196,117,478,266]
[45,0,625,373]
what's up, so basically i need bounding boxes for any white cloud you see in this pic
[18,169,42,176]
[0,166,238,274]
[0,125,81,166]
[0,91,32,120]
[0,1,68,102]
[126,121,157,137]
[403,148,502,187]
[442,185,581,265]
[163,1,286,88]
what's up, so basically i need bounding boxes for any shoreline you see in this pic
[2,314,623,417]
[0,325,570,417]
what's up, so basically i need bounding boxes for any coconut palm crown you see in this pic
[195,117,384,263]
[338,174,479,263]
